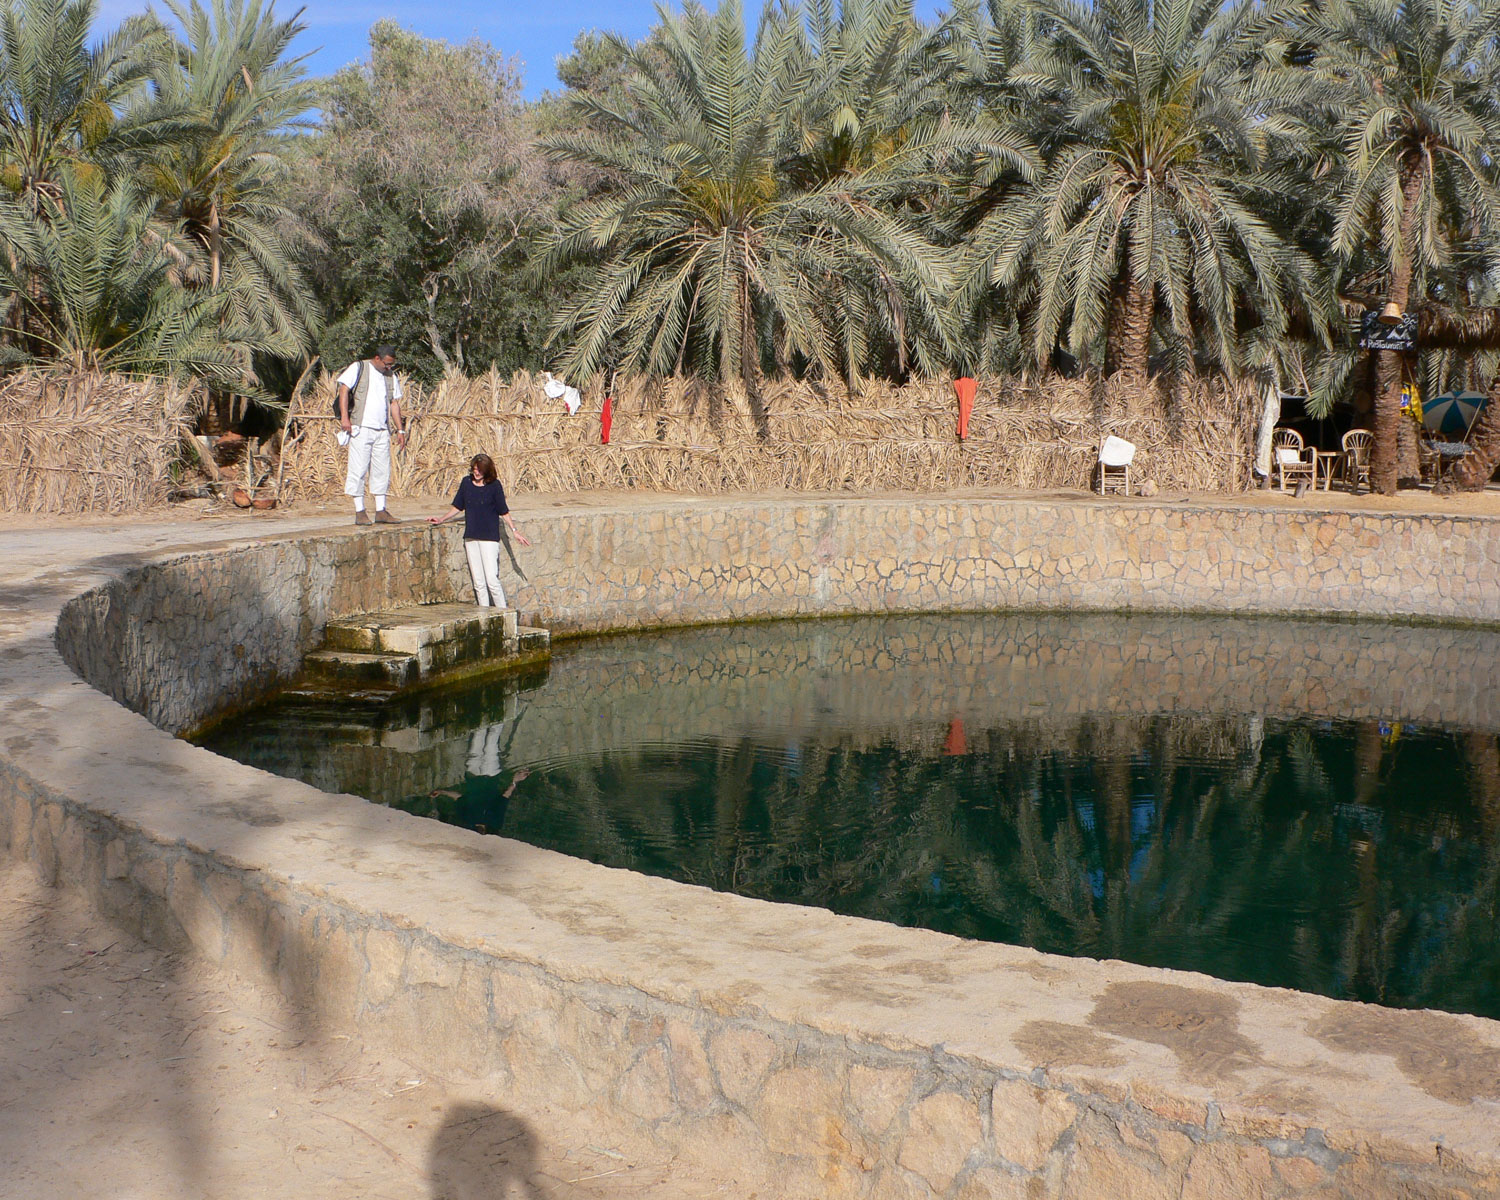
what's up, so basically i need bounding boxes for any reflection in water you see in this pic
[200,614,1500,1019]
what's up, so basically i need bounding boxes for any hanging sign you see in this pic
[1359,310,1417,352]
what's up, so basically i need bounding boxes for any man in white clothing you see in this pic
[338,345,408,525]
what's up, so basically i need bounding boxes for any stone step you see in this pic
[303,649,420,689]
[324,603,518,655]
[516,625,550,653]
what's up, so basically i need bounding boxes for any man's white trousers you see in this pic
[344,427,390,498]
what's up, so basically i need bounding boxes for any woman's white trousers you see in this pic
[464,539,505,607]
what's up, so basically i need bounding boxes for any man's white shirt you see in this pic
[338,361,403,429]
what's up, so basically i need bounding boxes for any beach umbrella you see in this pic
[1423,391,1489,436]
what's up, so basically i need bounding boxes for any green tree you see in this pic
[133,0,320,364]
[1300,0,1500,493]
[953,0,1318,378]
[536,0,973,400]
[0,169,264,385]
[0,0,168,211]
[301,21,566,381]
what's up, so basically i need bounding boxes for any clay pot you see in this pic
[251,492,277,510]
[231,487,253,508]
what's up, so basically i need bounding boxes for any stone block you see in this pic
[991,1078,1076,1171]
[405,939,463,990]
[166,861,225,959]
[1181,1142,1274,1200]
[362,927,407,1007]
[104,837,129,880]
[666,1020,718,1114]
[315,920,365,1025]
[618,1044,675,1123]
[1273,1154,1329,1190]
[756,1065,845,1158]
[954,1167,1031,1200]
[1064,1117,1179,1200]
[848,1064,914,1138]
[710,1026,778,1107]
[897,1091,982,1194]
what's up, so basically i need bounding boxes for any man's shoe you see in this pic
[354,511,372,526]
[373,509,400,524]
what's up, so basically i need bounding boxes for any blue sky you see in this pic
[99,0,945,100]
[288,0,655,96]
[89,0,686,98]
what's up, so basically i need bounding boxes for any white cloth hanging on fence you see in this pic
[541,371,582,415]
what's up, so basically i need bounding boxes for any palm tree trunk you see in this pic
[1436,371,1500,492]
[1105,278,1152,377]
[1372,164,1424,495]
[740,283,770,442]
[209,196,222,291]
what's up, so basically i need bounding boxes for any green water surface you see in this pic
[198,613,1500,1019]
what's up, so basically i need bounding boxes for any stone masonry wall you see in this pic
[57,497,1500,734]
[12,497,1500,1198]
[5,760,1496,1200]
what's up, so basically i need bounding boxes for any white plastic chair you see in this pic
[1098,436,1136,495]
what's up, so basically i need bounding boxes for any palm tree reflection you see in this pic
[478,714,1499,1019]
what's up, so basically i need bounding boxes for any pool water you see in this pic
[198,613,1500,1019]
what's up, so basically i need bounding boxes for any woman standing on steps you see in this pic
[428,453,530,607]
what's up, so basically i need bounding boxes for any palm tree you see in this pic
[0,0,168,211]
[953,0,1317,378]
[0,168,266,386]
[536,0,972,403]
[132,0,319,364]
[1301,0,1500,493]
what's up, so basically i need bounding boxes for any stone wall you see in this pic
[11,497,1500,1198]
[57,497,1500,735]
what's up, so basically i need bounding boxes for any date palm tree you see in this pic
[0,168,266,386]
[133,0,319,363]
[536,0,972,401]
[954,0,1317,378]
[0,0,169,211]
[1302,0,1500,493]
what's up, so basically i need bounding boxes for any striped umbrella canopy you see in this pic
[1423,391,1489,436]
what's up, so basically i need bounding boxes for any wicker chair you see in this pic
[1271,428,1315,492]
[1341,429,1373,491]
[1097,435,1136,496]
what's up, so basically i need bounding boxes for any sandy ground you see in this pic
[6,477,1500,536]
[0,860,736,1200]
[5,481,1500,1198]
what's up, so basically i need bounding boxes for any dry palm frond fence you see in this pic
[281,371,1259,500]
[0,371,197,514]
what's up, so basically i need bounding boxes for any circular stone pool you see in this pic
[198,612,1500,1020]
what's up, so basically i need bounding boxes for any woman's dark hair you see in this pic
[469,453,497,484]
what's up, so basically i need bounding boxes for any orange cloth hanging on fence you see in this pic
[601,392,613,444]
[953,377,977,440]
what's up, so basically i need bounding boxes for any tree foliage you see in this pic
[299,20,572,381]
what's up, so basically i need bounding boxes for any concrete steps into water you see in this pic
[300,602,549,696]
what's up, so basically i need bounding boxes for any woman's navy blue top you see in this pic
[452,476,508,541]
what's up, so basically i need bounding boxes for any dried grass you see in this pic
[281,370,1258,500]
[0,371,196,514]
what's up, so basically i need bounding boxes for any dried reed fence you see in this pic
[0,371,196,514]
[281,371,1258,500]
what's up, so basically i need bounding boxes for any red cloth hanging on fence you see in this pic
[953,377,977,440]
[943,717,968,756]
[601,392,613,444]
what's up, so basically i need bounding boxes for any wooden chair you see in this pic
[1271,427,1315,492]
[1341,429,1373,491]
[1098,435,1136,496]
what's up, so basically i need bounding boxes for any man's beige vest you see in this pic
[345,362,384,427]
